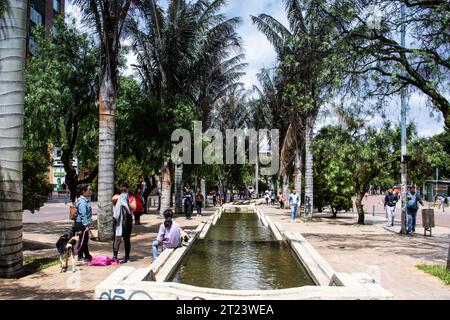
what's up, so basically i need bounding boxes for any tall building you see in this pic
[28,0,65,55]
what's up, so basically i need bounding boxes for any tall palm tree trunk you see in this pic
[175,164,183,215]
[255,153,259,198]
[0,0,26,278]
[282,173,289,203]
[159,163,172,215]
[304,125,314,219]
[97,73,117,241]
[294,147,302,201]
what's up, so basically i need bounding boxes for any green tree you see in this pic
[326,0,450,130]
[72,0,132,241]
[23,151,53,212]
[25,16,99,203]
[127,0,245,214]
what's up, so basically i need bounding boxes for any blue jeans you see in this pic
[291,204,298,221]
[152,240,161,260]
[407,209,418,232]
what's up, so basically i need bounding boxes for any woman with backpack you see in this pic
[112,182,136,263]
[74,184,93,263]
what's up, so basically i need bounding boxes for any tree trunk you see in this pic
[159,163,172,216]
[255,155,259,198]
[97,73,117,241]
[447,243,450,271]
[304,125,314,219]
[294,148,302,199]
[356,193,365,225]
[282,172,289,202]
[0,0,26,278]
[175,164,183,215]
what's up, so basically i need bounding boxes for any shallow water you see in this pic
[170,211,315,290]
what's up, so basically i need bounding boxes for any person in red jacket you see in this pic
[132,185,145,225]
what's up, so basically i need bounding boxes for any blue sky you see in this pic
[65,0,445,137]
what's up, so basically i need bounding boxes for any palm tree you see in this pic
[72,0,132,241]
[127,0,244,214]
[253,0,340,218]
[0,0,26,278]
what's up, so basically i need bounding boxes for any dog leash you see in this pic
[75,227,89,253]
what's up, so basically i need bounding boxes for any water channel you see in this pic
[170,210,315,290]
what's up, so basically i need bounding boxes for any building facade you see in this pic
[28,0,65,55]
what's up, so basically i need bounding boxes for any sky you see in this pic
[64,0,445,138]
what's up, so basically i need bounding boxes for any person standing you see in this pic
[195,189,204,217]
[406,186,424,234]
[74,184,93,262]
[384,188,399,227]
[183,186,194,220]
[265,192,270,206]
[133,185,144,225]
[278,192,285,209]
[288,190,301,223]
[212,191,217,207]
[112,182,136,263]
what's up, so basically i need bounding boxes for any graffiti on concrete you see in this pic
[99,289,153,300]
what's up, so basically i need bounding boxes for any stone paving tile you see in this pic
[258,204,450,300]
[0,206,219,300]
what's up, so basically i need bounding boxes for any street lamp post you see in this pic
[400,3,409,235]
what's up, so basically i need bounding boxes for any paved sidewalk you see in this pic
[0,207,216,300]
[259,203,450,300]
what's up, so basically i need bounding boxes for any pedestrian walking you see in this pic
[74,184,93,263]
[212,191,217,207]
[288,190,301,222]
[384,188,399,227]
[195,189,204,217]
[183,186,194,220]
[406,186,424,234]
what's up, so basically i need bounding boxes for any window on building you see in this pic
[53,0,60,13]
[30,6,43,25]
[29,36,37,55]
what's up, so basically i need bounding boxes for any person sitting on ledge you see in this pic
[152,210,189,261]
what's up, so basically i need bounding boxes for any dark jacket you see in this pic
[183,191,194,205]
[384,193,399,207]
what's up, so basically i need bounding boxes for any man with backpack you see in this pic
[406,186,424,234]
[384,188,399,227]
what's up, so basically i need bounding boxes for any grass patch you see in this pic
[417,264,450,285]
[19,257,60,278]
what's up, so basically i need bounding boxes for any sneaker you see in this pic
[121,258,130,264]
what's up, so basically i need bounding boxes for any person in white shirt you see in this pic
[288,191,301,223]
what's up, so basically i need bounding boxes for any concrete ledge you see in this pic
[96,205,393,300]
[95,280,392,300]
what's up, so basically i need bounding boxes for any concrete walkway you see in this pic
[1,202,449,300]
[259,203,450,300]
[0,207,215,300]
